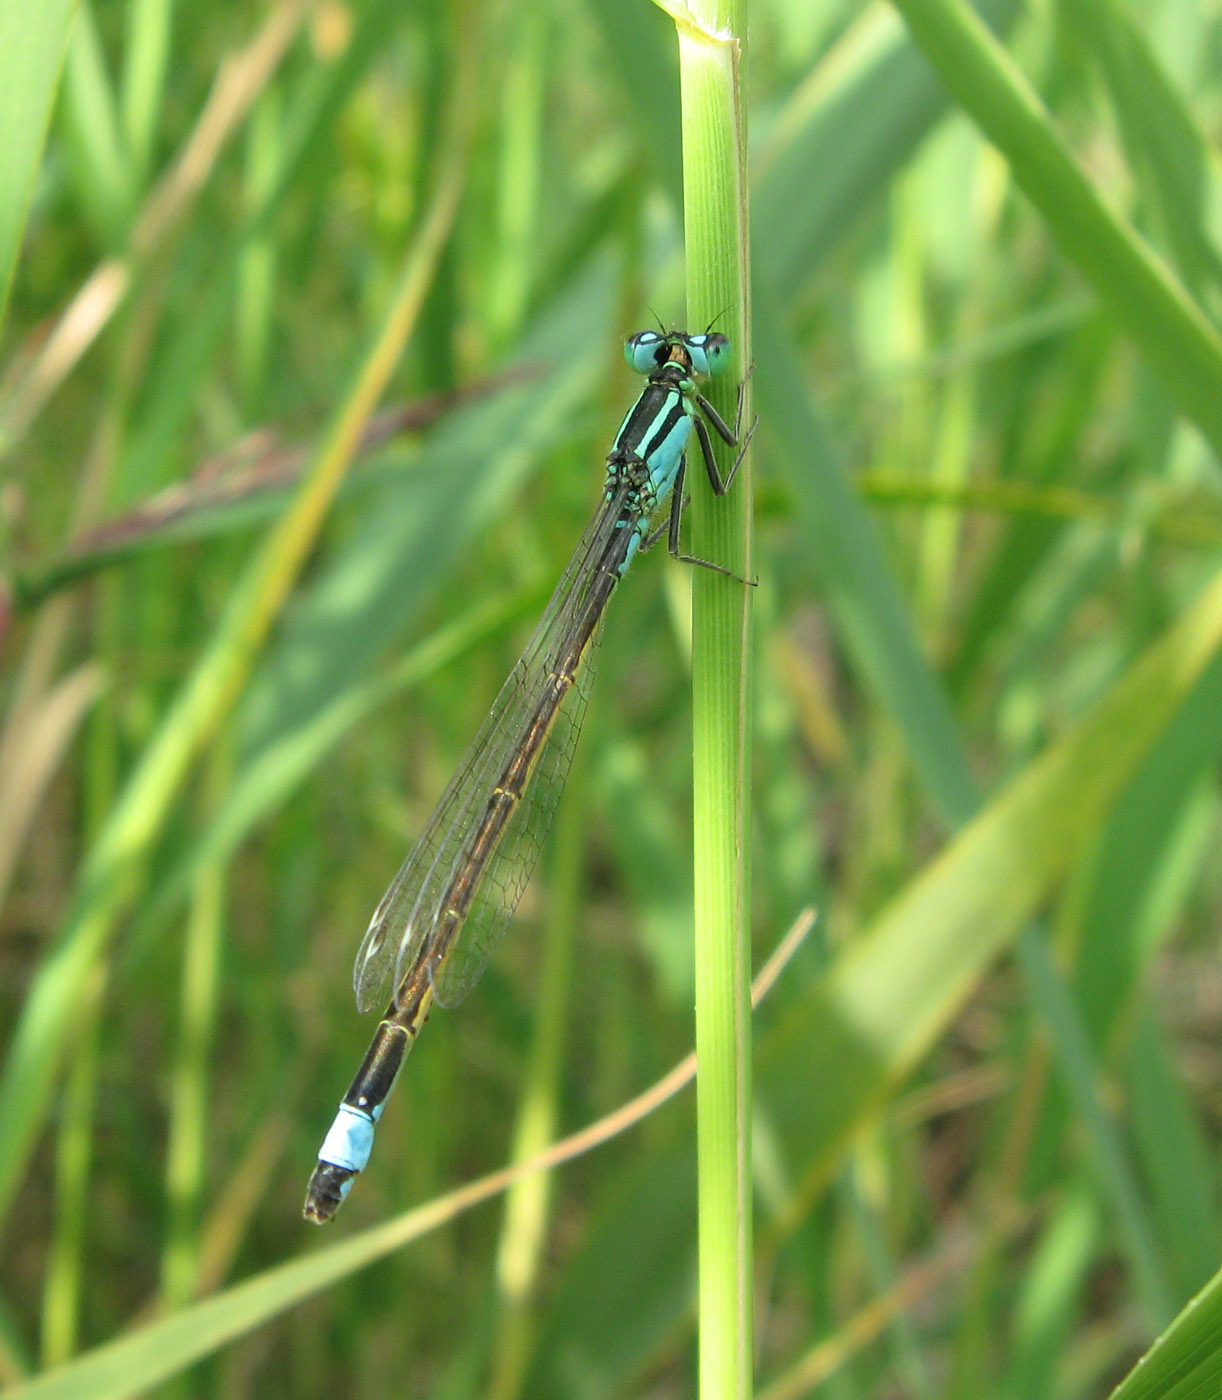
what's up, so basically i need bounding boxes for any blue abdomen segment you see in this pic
[319,1102,382,1175]
[304,1017,409,1221]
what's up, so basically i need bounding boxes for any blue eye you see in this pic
[624,331,664,375]
[685,332,731,376]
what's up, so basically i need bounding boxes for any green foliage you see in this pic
[0,0,75,321]
[2,0,1222,1397]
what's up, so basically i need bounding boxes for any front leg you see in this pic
[692,409,757,498]
[697,362,754,440]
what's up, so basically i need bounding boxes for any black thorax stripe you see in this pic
[614,383,684,461]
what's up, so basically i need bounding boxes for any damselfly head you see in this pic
[623,329,732,377]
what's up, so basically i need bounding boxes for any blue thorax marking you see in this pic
[605,378,696,574]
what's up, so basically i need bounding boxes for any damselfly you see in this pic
[304,328,750,1223]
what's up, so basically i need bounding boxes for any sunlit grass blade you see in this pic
[120,0,173,186]
[754,0,1022,288]
[1108,1266,1222,1400]
[0,665,102,911]
[60,2,135,245]
[0,0,75,327]
[1063,0,1222,300]
[0,0,335,458]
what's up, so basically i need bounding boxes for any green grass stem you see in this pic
[667,1,755,1395]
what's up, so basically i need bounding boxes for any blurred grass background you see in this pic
[3,0,1222,1396]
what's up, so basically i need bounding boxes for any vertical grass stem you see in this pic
[668,2,754,1394]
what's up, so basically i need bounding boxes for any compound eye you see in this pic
[624,330,664,374]
[686,332,731,376]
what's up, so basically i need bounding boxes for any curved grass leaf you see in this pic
[1108,1266,1222,1400]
